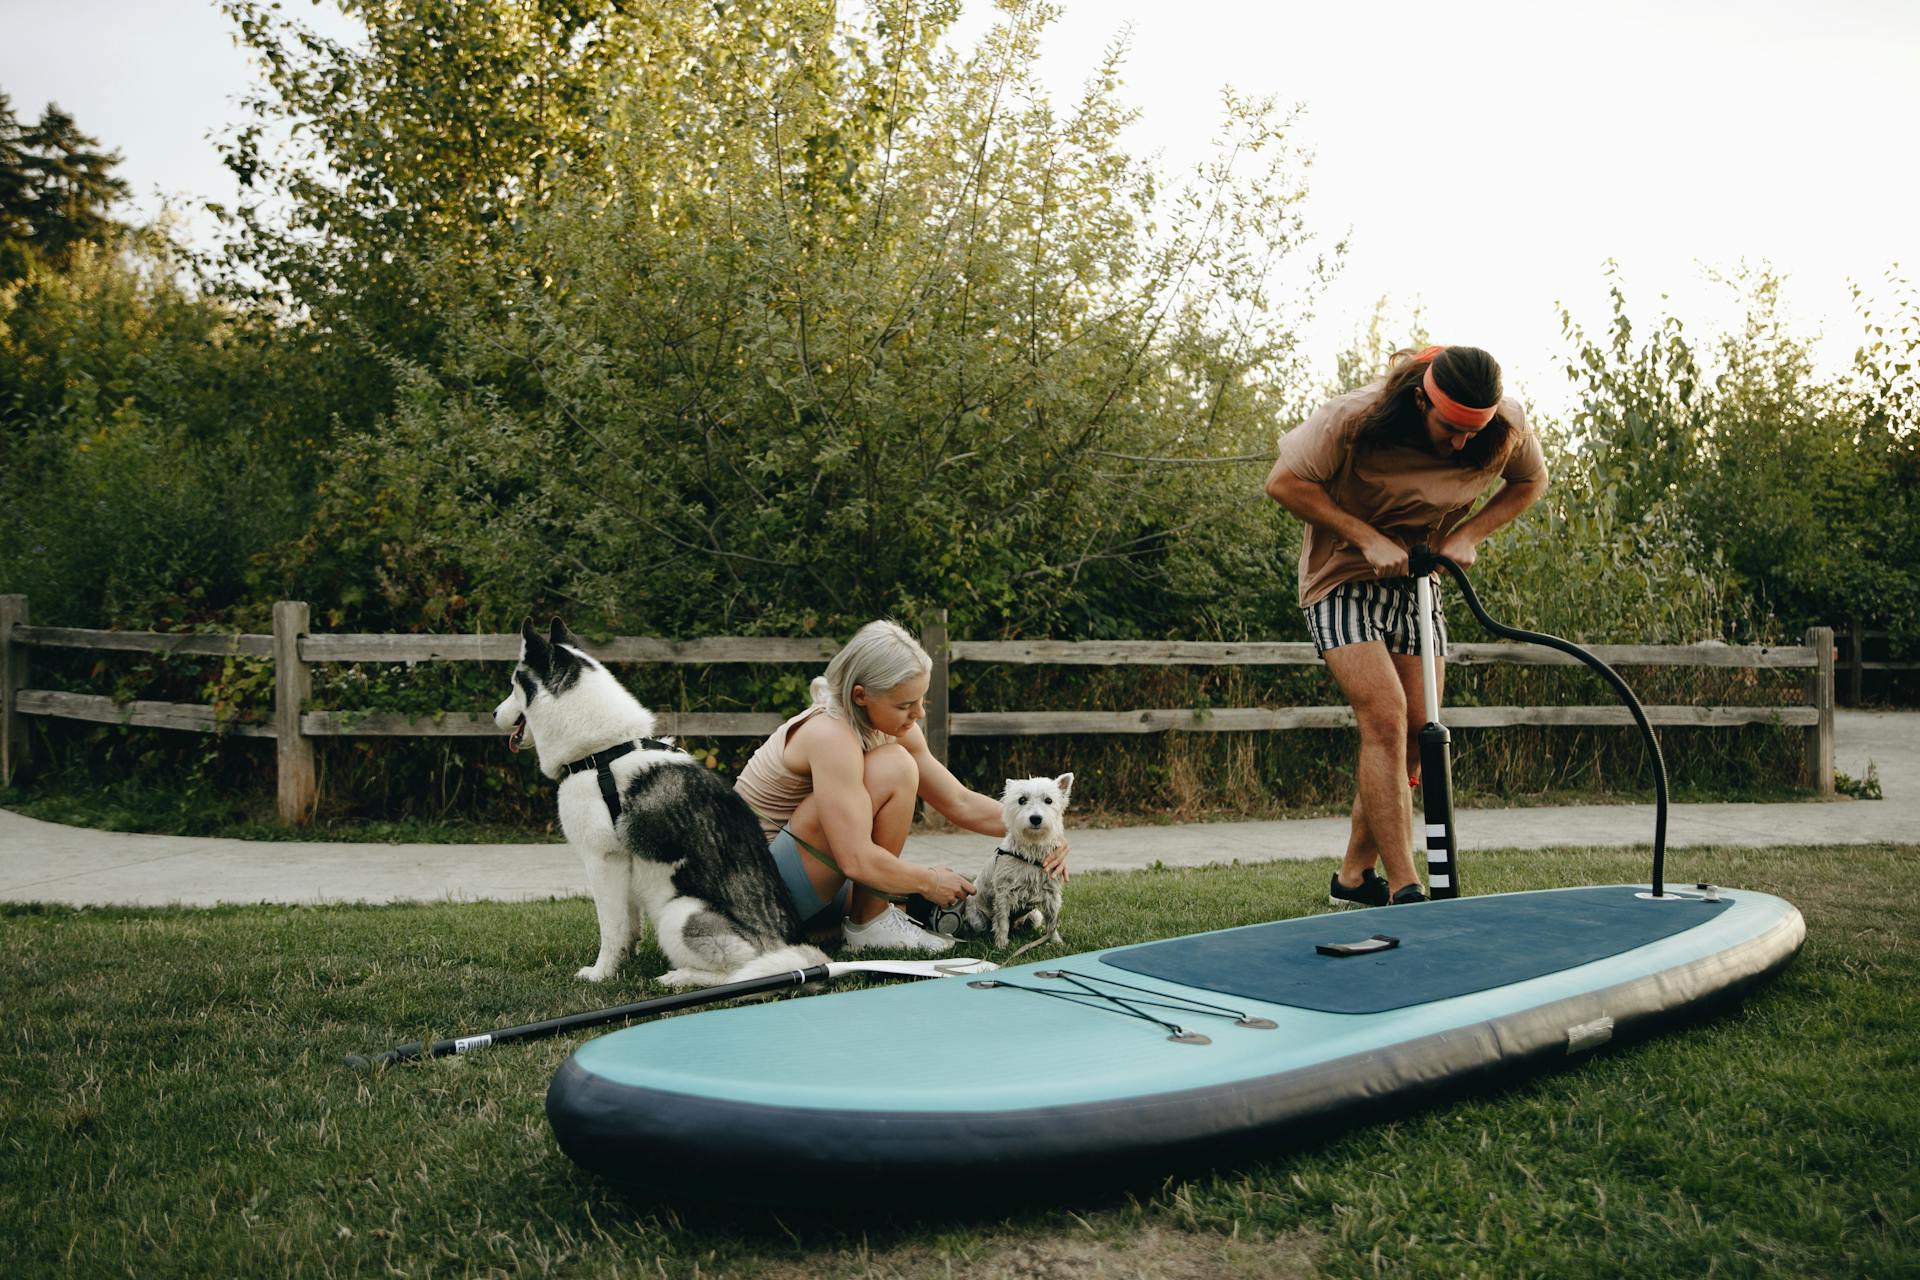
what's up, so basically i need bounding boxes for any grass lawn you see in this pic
[2,843,1914,1278]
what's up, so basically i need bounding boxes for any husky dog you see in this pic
[493,619,827,987]
[963,774,1073,949]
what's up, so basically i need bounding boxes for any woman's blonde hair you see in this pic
[810,619,931,750]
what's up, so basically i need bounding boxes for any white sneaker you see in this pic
[842,905,956,954]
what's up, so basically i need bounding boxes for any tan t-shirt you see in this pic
[1275,379,1548,607]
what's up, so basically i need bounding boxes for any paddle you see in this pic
[345,956,998,1069]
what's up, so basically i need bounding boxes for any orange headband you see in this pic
[1418,346,1497,429]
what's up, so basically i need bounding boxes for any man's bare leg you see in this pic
[1323,641,1419,893]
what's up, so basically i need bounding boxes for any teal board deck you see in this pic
[1104,885,1733,1013]
[547,885,1803,1204]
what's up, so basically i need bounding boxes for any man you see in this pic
[1265,345,1549,906]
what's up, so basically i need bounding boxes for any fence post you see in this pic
[1804,625,1835,797]
[918,610,951,831]
[274,601,318,825]
[922,608,950,766]
[0,595,26,786]
[1847,617,1864,708]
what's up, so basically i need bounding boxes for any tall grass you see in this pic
[951,657,1807,823]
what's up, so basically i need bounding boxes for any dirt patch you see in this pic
[753,1224,1319,1280]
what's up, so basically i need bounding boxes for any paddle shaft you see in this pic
[345,965,829,1068]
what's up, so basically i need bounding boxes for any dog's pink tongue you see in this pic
[508,717,526,752]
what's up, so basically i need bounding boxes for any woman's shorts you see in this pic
[1305,577,1449,657]
[768,826,852,929]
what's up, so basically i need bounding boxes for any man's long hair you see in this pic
[1354,346,1515,471]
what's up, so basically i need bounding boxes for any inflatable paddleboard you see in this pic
[547,884,1801,1203]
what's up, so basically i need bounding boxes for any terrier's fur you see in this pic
[963,774,1073,949]
[492,619,826,987]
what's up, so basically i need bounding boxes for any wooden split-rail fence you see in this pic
[0,595,1836,825]
[1836,618,1920,706]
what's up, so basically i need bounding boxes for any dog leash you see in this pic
[562,738,676,824]
[776,823,916,904]
[1001,933,1053,965]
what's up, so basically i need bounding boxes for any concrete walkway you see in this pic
[1,710,1911,908]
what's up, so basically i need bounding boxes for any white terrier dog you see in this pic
[963,774,1072,949]
[492,619,828,987]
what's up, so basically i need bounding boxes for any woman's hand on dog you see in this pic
[1044,837,1070,882]
[925,865,976,908]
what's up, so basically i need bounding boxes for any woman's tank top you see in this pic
[733,706,895,841]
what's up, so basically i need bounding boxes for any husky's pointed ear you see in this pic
[548,617,581,652]
[520,617,546,663]
[1053,772,1074,803]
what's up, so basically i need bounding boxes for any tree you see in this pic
[14,103,129,267]
[0,233,312,626]
[1557,265,1918,644]
[282,0,1333,638]
[1558,263,1709,529]
[217,0,638,379]
[0,93,33,265]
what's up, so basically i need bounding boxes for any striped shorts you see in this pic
[1305,577,1449,657]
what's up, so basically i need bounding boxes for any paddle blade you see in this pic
[824,957,999,980]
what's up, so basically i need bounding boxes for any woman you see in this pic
[1264,345,1548,908]
[734,619,1068,952]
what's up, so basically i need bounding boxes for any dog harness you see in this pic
[994,846,1047,866]
[562,738,675,824]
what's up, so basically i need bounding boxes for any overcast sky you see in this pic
[2,0,1913,416]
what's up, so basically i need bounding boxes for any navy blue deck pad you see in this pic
[1101,887,1732,1014]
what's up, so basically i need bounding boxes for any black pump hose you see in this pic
[1407,545,1670,898]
